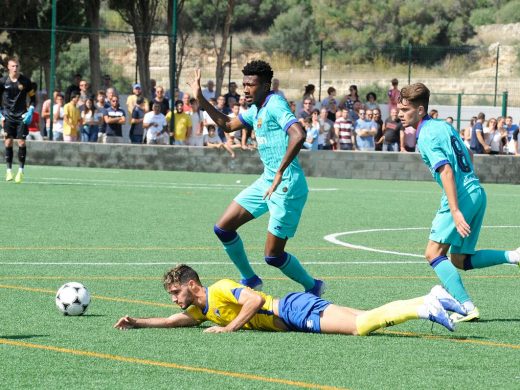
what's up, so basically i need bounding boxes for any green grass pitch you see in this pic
[1,165,519,389]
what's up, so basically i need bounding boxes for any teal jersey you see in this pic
[238,93,304,181]
[417,116,481,208]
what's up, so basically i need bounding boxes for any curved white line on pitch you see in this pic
[324,225,520,258]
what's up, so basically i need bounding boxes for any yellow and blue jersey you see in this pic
[417,116,481,210]
[185,279,284,332]
[238,93,304,182]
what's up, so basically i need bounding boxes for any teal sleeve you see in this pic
[422,132,450,172]
[238,107,255,129]
[271,96,298,132]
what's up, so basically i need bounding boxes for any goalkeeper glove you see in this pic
[22,105,34,125]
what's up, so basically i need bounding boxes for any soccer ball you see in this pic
[55,282,91,316]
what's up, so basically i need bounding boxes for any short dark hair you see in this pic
[242,60,273,84]
[136,96,145,105]
[399,83,430,112]
[327,86,336,95]
[366,92,377,101]
[175,100,183,106]
[189,97,198,104]
[70,91,80,99]
[163,264,201,290]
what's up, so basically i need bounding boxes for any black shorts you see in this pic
[4,118,28,140]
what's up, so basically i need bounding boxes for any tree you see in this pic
[84,0,102,92]
[184,0,236,97]
[108,0,161,100]
[0,0,85,89]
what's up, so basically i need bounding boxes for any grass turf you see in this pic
[1,165,519,389]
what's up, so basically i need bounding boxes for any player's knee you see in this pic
[264,252,288,268]
[213,224,237,243]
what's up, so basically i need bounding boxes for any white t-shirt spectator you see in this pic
[53,104,64,132]
[143,111,167,142]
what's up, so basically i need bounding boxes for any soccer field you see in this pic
[1,165,519,389]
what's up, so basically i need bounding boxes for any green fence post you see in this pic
[456,93,462,132]
[502,91,508,118]
[407,43,412,84]
[48,0,57,141]
[494,44,499,107]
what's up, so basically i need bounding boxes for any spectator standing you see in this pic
[64,73,81,103]
[429,109,439,119]
[288,100,297,115]
[80,98,100,142]
[126,83,149,120]
[224,82,240,109]
[354,109,377,151]
[319,107,335,150]
[182,93,192,113]
[143,102,168,145]
[400,125,416,152]
[42,88,60,138]
[271,78,285,99]
[187,98,204,147]
[486,118,503,155]
[95,91,108,143]
[445,117,454,125]
[365,92,380,111]
[238,95,248,114]
[326,99,338,122]
[166,100,192,145]
[103,95,126,143]
[78,80,90,109]
[349,101,362,122]
[321,87,336,108]
[334,108,355,151]
[52,94,65,141]
[463,116,477,149]
[340,85,359,110]
[302,116,319,151]
[298,98,313,124]
[382,108,403,152]
[469,112,489,154]
[387,78,400,111]
[150,85,170,115]
[105,88,116,106]
[63,92,81,142]
[373,109,384,151]
[27,110,42,141]
[129,96,146,144]
[310,109,323,149]
[150,79,157,100]
[505,116,518,154]
[202,80,216,101]
[302,84,316,105]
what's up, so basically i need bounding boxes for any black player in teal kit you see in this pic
[0,57,36,183]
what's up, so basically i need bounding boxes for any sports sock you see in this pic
[506,250,520,264]
[278,252,315,290]
[214,225,256,280]
[356,297,424,336]
[431,256,471,305]
[5,146,13,169]
[464,250,509,270]
[18,146,26,169]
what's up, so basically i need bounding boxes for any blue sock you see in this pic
[464,250,509,270]
[278,252,315,290]
[431,256,471,304]
[214,225,256,279]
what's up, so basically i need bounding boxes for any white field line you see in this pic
[0,261,424,266]
[324,225,520,258]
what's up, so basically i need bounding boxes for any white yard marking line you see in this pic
[324,225,520,258]
[0,261,424,266]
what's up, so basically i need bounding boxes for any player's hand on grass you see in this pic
[452,210,471,238]
[263,172,283,200]
[203,326,232,333]
[187,69,202,100]
[114,315,137,330]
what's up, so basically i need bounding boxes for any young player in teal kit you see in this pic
[398,83,520,322]
[189,61,324,296]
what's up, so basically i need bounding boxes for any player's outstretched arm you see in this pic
[114,312,200,330]
[438,164,471,238]
[188,69,243,133]
[204,288,265,333]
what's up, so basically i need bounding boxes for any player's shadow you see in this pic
[477,318,520,323]
[0,334,49,340]
[78,314,106,318]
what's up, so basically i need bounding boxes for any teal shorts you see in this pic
[429,187,487,254]
[234,176,308,239]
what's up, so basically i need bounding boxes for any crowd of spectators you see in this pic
[4,73,520,156]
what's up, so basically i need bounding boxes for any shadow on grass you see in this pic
[0,334,49,340]
[371,331,489,341]
[476,318,520,323]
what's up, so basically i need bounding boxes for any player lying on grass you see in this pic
[398,83,520,323]
[114,264,463,335]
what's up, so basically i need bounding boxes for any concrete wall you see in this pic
[25,141,520,184]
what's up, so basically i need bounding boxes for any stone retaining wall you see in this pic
[25,141,520,184]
